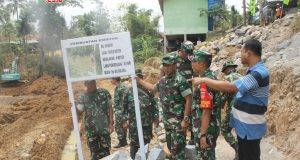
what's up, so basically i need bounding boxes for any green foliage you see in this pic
[230,6,243,28]
[119,3,162,64]
[133,35,162,63]
[68,0,110,37]
[1,21,16,42]
[44,55,65,78]
[7,0,26,20]
[199,5,243,31]
[16,6,35,40]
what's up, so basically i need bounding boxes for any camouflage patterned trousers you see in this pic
[221,106,238,152]
[129,126,153,159]
[115,111,127,142]
[194,134,218,160]
[87,132,111,160]
[166,129,186,160]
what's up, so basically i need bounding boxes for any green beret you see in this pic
[221,60,237,73]
[162,52,177,65]
[189,50,212,62]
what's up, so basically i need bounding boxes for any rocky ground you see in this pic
[0,12,299,160]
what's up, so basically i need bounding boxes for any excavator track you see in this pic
[0,80,29,87]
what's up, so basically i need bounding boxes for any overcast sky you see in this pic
[58,0,248,30]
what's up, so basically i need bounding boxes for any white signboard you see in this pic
[61,32,146,160]
[61,32,135,82]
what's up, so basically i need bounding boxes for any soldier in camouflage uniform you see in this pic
[176,41,194,80]
[77,80,114,160]
[137,53,193,160]
[164,41,196,144]
[177,41,196,145]
[122,69,159,159]
[111,77,128,148]
[220,61,241,158]
[190,50,222,160]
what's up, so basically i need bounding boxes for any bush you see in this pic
[44,55,65,78]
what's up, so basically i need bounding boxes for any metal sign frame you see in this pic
[61,32,146,160]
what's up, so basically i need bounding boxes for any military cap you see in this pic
[180,41,194,54]
[135,69,144,78]
[189,50,212,62]
[162,52,177,65]
[221,60,238,73]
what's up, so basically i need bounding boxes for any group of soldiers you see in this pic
[77,41,242,160]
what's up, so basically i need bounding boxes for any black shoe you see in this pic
[114,141,128,148]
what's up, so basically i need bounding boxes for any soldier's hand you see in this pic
[200,136,209,149]
[188,77,206,86]
[181,120,189,135]
[153,119,159,128]
[122,121,129,129]
[109,123,114,134]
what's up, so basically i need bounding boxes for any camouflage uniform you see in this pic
[78,88,112,160]
[220,61,241,153]
[190,50,222,160]
[123,84,159,159]
[174,41,194,80]
[155,53,192,160]
[176,41,195,144]
[113,82,127,144]
[155,72,192,159]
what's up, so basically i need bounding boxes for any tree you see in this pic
[199,5,230,31]
[230,6,243,28]
[7,0,26,20]
[16,7,34,44]
[0,5,15,42]
[16,6,35,78]
[72,13,95,36]
[259,0,265,26]
[68,0,110,37]
[31,0,82,77]
[119,3,161,63]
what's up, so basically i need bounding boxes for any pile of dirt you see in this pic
[0,76,73,160]
[264,31,300,159]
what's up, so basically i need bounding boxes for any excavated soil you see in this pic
[0,76,73,160]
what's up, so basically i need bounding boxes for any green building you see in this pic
[159,0,209,53]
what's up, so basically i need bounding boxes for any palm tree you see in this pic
[7,0,26,20]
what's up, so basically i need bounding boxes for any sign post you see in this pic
[61,32,146,160]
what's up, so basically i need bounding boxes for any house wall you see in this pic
[163,0,208,35]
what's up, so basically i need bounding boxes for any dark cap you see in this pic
[135,69,144,78]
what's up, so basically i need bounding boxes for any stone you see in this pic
[283,20,291,26]
[276,40,291,51]
[36,134,47,145]
[147,148,166,160]
[235,29,246,36]
[243,35,252,43]
[101,151,131,160]
[135,144,149,160]
[185,145,197,160]
[250,31,261,39]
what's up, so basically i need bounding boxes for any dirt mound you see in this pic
[0,76,73,160]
